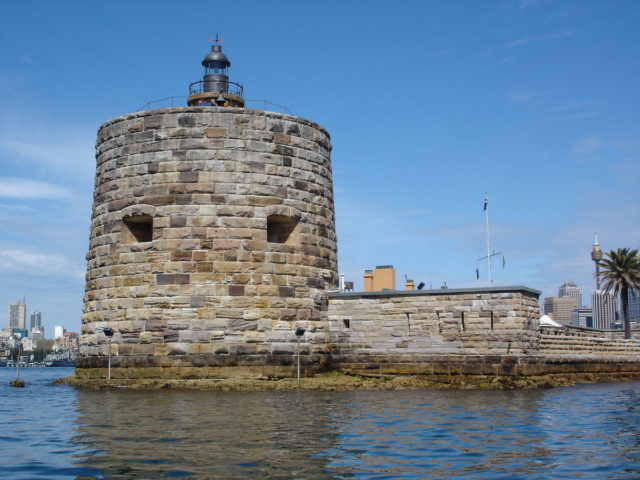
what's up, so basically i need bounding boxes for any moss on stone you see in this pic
[56,370,640,392]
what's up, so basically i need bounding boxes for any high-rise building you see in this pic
[559,280,582,307]
[544,296,579,325]
[592,290,616,329]
[571,307,593,328]
[30,311,42,331]
[627,288,640,324]
[54,325,66,339]
[8,298,26,329]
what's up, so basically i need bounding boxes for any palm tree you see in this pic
[598,248,640,339]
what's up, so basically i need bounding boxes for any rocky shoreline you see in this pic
[57,371,640,391]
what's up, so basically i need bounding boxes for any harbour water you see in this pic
[1,368,639,479]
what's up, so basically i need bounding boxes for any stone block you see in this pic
[228,319,258,331]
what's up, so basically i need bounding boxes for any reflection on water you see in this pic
[73,389,343,479]
[1,368,639,479]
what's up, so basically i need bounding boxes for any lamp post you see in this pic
[295,327,305,386]
[102,327,114,380]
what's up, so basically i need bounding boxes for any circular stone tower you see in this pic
[78,42,338,379]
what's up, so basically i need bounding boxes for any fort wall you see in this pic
[326,288,640,379]
[78,107,338,377]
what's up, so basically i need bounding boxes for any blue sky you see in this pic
[1,0,638,336]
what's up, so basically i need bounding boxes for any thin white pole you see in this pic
[485,193,492,284]
[107,340,112,380]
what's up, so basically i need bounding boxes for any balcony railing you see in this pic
[135,96,292,115]
[188,79,244,98]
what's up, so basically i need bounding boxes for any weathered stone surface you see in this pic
[80,108,640,382]
[82,107,337,376]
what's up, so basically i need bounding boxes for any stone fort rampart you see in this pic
[76,94,640,382]
[79,107,338,377]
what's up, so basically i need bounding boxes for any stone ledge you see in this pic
[60,370,640,391]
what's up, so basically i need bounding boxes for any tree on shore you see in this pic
[33,339,54,362]
[598,248,640,339]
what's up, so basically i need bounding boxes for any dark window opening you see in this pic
[267,215,298,243]
[123,215,153,242]
[343,319,350,329]
[460,311,466,331]
[490,311,494,330]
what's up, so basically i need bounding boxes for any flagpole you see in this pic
[484,193,492,284]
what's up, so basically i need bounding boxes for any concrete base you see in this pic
[75,353,328,379]
[74,353,640,382]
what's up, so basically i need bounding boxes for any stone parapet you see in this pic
[540,326,640,355]
[328,353,640,377]
[327,287,541,357]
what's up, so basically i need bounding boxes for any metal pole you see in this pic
[296,336,301,386]
[485,194,492,284]
[107,340,111,380]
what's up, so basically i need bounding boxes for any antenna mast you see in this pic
[477,193,502,284]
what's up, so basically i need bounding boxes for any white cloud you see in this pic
[0,138,91,173]
[508,93,533,103]
[571,136,604,156]
[571,130,640,158]
[517,0,552,9]
[0,108,95,178]
[0,178,72,199]
[0,249,84,278]
[506,29,575,48]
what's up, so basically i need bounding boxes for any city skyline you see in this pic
[1,1,639,335]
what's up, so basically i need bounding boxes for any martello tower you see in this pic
[79,41,338,379]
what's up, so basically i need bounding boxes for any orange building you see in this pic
[363,265,397,292]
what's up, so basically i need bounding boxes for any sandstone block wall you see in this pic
[539,326,640,355]
[79,107,337,374]
[327,287,541,359]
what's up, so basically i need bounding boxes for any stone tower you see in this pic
[78,42,338,379]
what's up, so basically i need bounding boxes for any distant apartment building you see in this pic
[628,288,640,324]
[8,298,26,330]
[592,290,617,329]
[544,296,579,325]
[363,265,397,292]
[55,331,80,354]
[558,280,582,306]
[30,311,42,331]
[54,325,66,339]
[30,328,45,343]
[571,307,593,328]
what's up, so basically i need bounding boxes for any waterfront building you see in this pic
[30,311,42,331]
[30,327,45,342]
[592,290,616,329]
[363,266,397,292]
[54,325,66,339]
[558,280,582,306]
[571,307,593,328]
[543,296,579,325]
[8,298,26,329]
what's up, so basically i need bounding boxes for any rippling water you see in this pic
[1,368,639,479]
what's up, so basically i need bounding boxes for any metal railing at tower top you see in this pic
[246,100,292,115]
[135,97,187,111]
[188,80,244,98]
[135,97,293,115]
